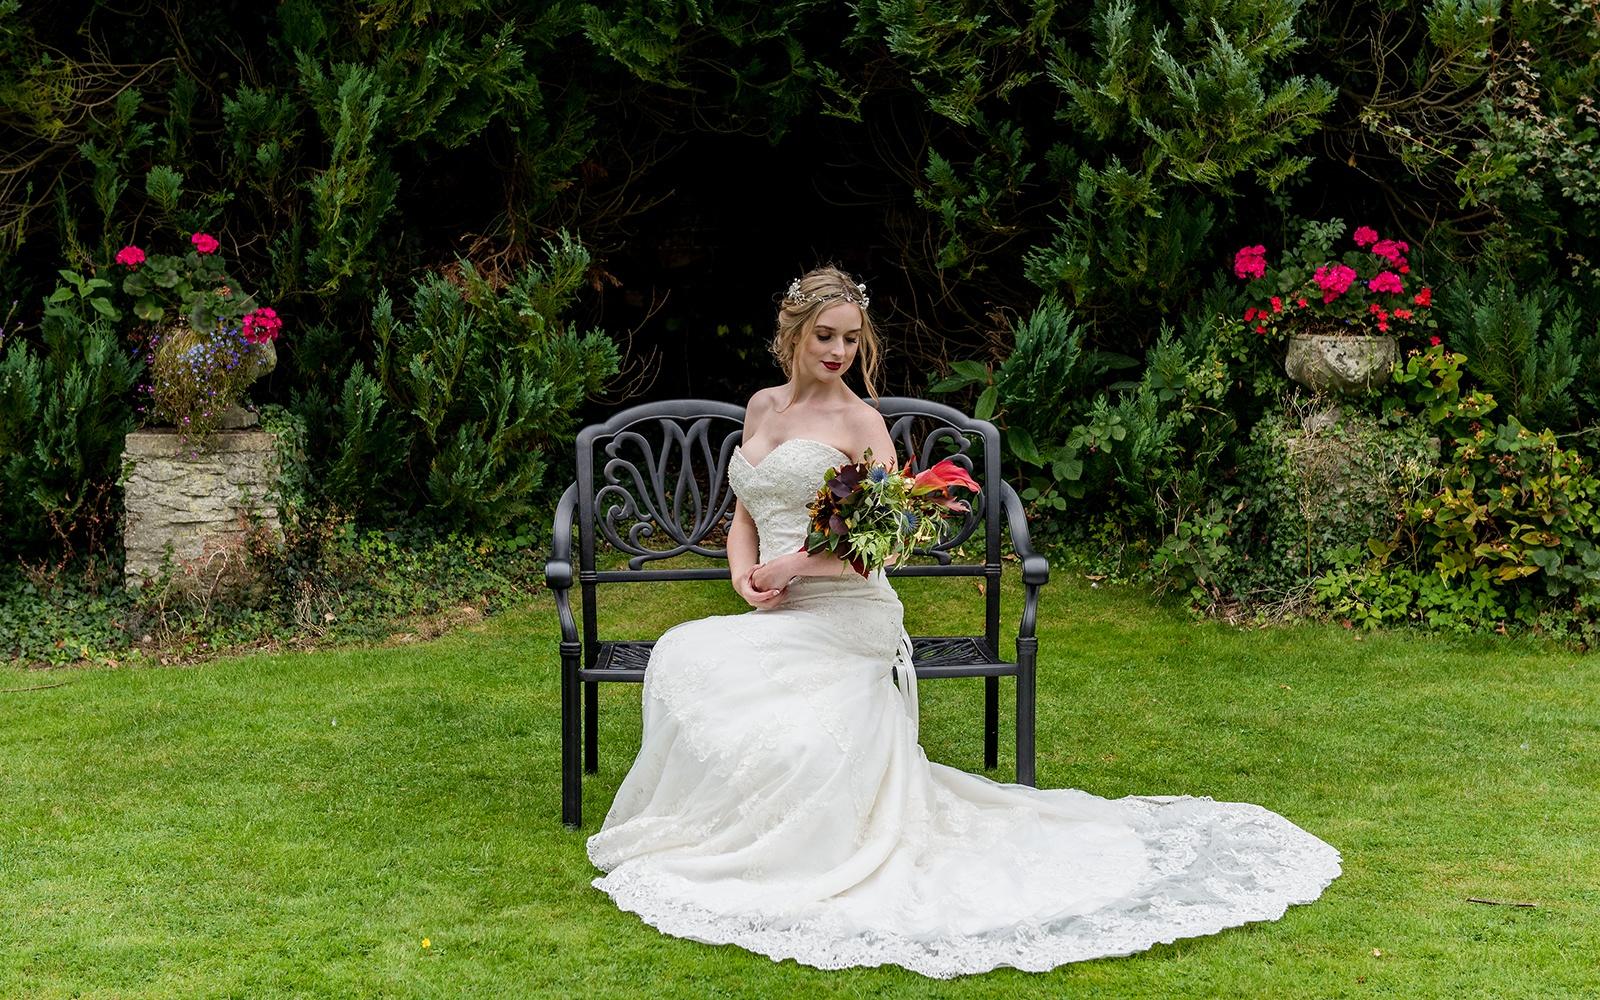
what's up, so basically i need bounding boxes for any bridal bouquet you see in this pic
[804,450,980,576]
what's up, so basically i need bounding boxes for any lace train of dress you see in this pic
[587,438,1341,977]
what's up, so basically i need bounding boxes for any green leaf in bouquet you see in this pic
[133,298,164,322]
[152,267,181,288]
[89,297,120,320]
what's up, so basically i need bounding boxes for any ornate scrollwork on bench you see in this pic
[591,416,744,569]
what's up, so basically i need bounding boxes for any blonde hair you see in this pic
[770,265,881,400]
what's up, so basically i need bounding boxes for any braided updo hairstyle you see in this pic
[770,265,881,400]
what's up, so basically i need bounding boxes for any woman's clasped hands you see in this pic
[737,551,808,609]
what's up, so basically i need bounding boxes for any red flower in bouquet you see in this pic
[908,458,980,511]
[805,451,981,576]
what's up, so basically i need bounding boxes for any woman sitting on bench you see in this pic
[585,265,1341,978]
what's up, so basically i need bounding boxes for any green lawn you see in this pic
[3,571,1597,998]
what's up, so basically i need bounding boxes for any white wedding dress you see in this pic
[587,438,1341,977]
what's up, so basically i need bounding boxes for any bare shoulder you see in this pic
[845,397,889,434]
[846,398,895,462]
[743,386,783,432]
[745,385,784,412]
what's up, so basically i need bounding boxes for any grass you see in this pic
[2,569,1597,998]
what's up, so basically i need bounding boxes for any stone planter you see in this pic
[1284,333,1399,394]
[122,429,283,591]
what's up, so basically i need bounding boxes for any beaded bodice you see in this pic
[728,437,849,564]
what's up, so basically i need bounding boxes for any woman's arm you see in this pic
[729,499,785,608]
[731,389,786,608]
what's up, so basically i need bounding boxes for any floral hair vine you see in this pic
[784,277,870,310]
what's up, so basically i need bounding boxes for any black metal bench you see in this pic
[546,398,1050,827]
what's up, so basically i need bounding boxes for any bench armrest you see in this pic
[999,480,1049,642]
[546,483,578,591]
[999,481,1050,586]
[546,483,579,645]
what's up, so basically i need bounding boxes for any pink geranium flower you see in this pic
[241,306,283,344]
[1367,271,1404,294]
[191,232,220,254]
[115,245,146,268]
[1370,238,1408,266]
[1352,226,1379,247]
[1313,263,1357,302]
[1233,245,1267,280]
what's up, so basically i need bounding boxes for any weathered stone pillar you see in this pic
[122,429,283,589]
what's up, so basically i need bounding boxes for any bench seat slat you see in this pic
[580,635,1013,684]
[588,565,991,583]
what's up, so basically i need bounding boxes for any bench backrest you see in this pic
[572,397,1002,657]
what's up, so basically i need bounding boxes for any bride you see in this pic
[586,266,1341,977]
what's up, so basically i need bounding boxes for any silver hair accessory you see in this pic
[784,276,870,309]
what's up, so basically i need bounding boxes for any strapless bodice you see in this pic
[728,438,849,563]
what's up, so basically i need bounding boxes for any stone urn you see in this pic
[152,323,277,429]
[1284,333,1398,394]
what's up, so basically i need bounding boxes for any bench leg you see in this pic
[561,644,583,828]
[984,675,999,770]
[584,679,599,774]
[1016,641,1037,787]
